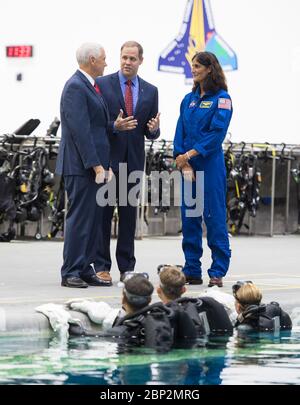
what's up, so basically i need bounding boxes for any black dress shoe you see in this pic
[81,274,112,286]
[208,277,223,287]
[61,277,88,288]
[185,275,203,285]
[119,270,135,282]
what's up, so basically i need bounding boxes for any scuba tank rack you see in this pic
[136,139,176,238]
[145,139,175,215]
[286,146,300,234]
[223,142,300,236]
[0,119,63,241]
[142,140,300,238]
[1,133,300,240]
[225,142,262,235]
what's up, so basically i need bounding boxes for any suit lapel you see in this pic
[111,74,126,114]
[76,70,95,95]
[76,70,109,121]
[98,93,109,121]
[134,76,145,116]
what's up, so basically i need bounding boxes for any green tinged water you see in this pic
[0,329,300,384]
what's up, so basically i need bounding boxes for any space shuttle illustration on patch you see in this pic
[158,0,238,82]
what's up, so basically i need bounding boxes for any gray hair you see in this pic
[76,42,104,66]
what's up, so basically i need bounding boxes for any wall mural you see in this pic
[158,0,238,83]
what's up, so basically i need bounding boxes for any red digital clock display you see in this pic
[6,46,33,58]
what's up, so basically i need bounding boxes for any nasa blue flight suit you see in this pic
[173,87,232,279]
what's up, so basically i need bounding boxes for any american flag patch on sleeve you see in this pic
[218,98,232,110]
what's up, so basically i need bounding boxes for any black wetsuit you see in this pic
[235,302,292,332]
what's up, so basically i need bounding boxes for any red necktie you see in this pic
[94,83,101,94]
[125,80,133,116]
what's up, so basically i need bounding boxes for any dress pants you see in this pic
[61,175,103,279]
[94,172,137,273]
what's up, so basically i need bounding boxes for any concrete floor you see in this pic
[0,235,300,334]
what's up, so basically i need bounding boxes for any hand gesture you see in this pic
[114,109,138,131]
[147,112,161,133]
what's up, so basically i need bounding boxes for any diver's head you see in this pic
[157,266,186,303]
[122,273,153,314]
[232,281,262,313]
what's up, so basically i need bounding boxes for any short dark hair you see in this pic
[159,266,186,300]
[120,41,143,59]
[123,274,153,310]
[192,51,228,93]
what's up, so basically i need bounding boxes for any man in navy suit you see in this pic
[94,41,160,280]
[56,43,112,288]
[95,41,160,282]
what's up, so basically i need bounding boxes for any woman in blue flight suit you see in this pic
[174,52,233,287]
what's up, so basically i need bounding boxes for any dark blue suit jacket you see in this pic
[56,70,110,176]
[96,72,160,172]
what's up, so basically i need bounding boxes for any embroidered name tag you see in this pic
[200,101,213,108]
[218,98,232,110]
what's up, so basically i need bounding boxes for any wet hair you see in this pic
[235,283,262,308]
[123,274,154,310]
[76,42,104,66]
[159,266,186,300]
[120,41,143,59]
[192,51,227,93]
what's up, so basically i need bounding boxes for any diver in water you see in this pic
[111,272,154,324]
[232,281,292,332]
[69,273,174,351]
[157,265,233,336]
[69,272,154,329]
[157,265,187,304]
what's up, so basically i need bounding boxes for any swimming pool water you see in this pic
[0,329,299,385]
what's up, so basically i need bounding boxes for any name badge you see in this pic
[200,101,213,108]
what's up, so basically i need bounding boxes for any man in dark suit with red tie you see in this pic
[56,43,113,288]
[95,41,160,282]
